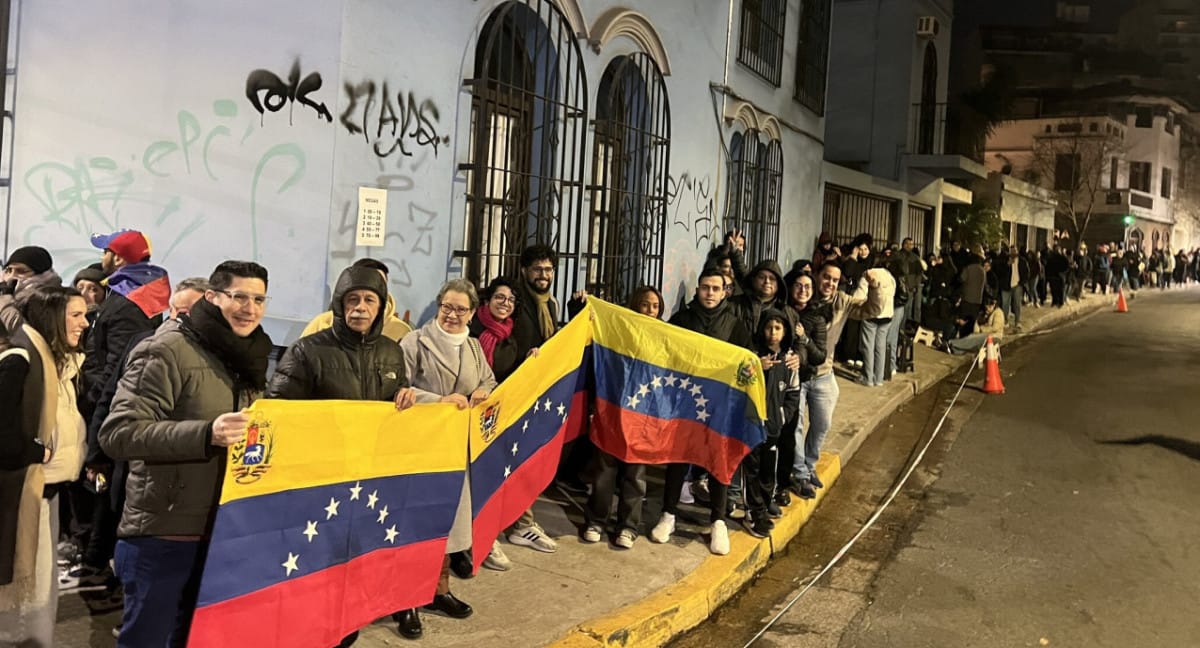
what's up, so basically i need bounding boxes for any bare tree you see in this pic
[1024,116,1126,244]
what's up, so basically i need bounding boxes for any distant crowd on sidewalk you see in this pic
[3,227,1198,647]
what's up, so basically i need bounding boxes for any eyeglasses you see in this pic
[217,290,270,308]
[439,303,472,317]
[528,266,555,276]
[491,294,517,305]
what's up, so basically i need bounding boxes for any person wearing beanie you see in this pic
[1,246,64,332]
[300,257,414,342]
[81,230,171,420]
[73,263,108,309]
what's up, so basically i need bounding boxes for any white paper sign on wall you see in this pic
[356,186,388,247]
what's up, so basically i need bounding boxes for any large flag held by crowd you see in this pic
[187,299,767,647]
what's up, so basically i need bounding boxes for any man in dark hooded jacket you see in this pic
[264,264,415,645]
[649,267,753,557]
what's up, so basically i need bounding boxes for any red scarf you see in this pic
[475,304,513,367]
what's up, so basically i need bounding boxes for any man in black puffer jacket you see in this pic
[264,264,415,647]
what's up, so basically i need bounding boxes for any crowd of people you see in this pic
[1,227,1196,647]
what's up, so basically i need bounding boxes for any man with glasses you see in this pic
[504,244,562,554]
[301,257,414,342]
[1,246,63,331]
[100,261,274,647]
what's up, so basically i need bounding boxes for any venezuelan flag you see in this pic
[467,310,591,570]
[588,298,767,485]
[106,263,170,317]
[188,400,469,648]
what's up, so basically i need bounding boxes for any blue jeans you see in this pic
[1000,286,1022,325]
[859,318,888,386]
[792,372,840,481]
[885,310,904,378]
[948,332,991,355]
[115,537,206,648]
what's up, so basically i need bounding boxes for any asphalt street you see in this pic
[681,288,1200,648]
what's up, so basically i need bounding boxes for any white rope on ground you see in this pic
[743,356,982,648]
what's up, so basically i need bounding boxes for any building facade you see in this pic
[0,0,832,342]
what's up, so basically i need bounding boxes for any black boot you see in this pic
[424,592,473,619]
[448,550,474,579]
[392,609,422,640]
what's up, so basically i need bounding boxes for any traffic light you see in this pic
[1123,215,1134,225]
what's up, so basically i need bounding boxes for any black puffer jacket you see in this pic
[668,298,753,350]
[266,267,408,401]
[790,300,831,383]
[729,259,789,337]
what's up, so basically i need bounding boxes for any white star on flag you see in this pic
[377,506,389,524]
[543,398,553,411]
[522,420,529,433]
[324,498,340,520]
[556,403,566,417]
[695,395,709,408]
[349,482,362,501]
[302,520,318,543]
[512,442,519,456]
[679,377,692,390]
[627,394,641,408]
[651,375,663,388]
[689,384,703,396]
[384,525,399,544]
[532,400,540,412]
[504,465,512,478]
[282,552,299,577]
[664,374,679,387]
[697,409,711,422]
[637,383,650,397]
[366,490,379,509]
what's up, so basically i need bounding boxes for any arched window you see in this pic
[460,0,588,302]
[917,43,938,154]
[726,130,783,265]
[586,53,670,303]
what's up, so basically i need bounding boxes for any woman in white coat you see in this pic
[0,287,89,647]
[393,279,497,641]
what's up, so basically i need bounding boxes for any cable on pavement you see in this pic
[743,356,981,648]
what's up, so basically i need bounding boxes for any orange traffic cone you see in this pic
[1115,289,1128,313]
[982,335,1005,394]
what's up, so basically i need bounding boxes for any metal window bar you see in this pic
[822,184,897,248]
[459,0,588,311]
[905,203,934,254]
[586,53,670,304]
[794,0,831,114]
[725,131,782,265]
[738,0,785,86]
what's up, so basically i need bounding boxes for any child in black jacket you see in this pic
[743,309,800,537]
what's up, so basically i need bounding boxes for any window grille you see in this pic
[459,0,588,308]
[794,0,831,114]
[586,53,670,304]
[906,203,934,253]
[738,0,786,86]
[822,185,897,249]
[726,131,783,265]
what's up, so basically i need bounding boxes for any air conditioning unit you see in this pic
[917,16,940,39]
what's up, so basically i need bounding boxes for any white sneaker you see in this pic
[649,513,676,544]
[507,523,558,553]
[708,520,730,555]
[614,528,636,549]
[482,540,512,571]
[581,524,603,544]
[679,481,695,505]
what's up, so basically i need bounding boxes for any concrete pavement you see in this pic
[52,289,1124,647]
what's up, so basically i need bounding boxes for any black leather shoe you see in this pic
[392,609,422,640]
[334,630,359,647]
[809,474,824,489]
[424,592,473,619]
[449,550,474,579]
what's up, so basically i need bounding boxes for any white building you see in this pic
[821,0,981,254]
[984,90,1187,251]
[0,0,834,342]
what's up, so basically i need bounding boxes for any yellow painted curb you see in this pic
[547,453,844,648]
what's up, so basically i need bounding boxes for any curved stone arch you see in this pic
[760,114,783,142]
[550,0,589,39]
[725,99,761,134]
[589,8,672,76]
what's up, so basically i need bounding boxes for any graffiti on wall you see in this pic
[665,172,720,247]
[340,81,450,159]
[245,59,334,126]
[21,98,307,271]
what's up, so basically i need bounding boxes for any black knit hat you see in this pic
[5,246,53,274]
[73,262,106,286]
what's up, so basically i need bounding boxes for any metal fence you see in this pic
[822,184,897,248]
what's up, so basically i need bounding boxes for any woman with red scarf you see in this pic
[466,277,520,571]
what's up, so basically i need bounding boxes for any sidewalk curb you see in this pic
[546,294,1116,648]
